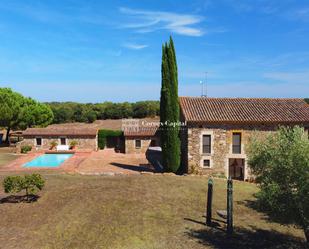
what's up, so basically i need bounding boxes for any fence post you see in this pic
[227,177,233,234]
[206,178,213,226]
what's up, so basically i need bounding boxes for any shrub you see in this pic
[98,129,123,149]
[21,145,32,154]
[50,140,58,149]
[69,140,78,149]
[248,126,309,242]
[3,176,24,193]
[23,174,45,196]
[3,174,45,197]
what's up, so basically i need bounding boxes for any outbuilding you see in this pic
[21,127,98,151]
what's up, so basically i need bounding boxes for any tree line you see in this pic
[0,88,159,142]
[46,101,159,124]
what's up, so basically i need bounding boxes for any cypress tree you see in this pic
[160,37,180,173]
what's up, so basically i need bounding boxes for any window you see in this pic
[135,139,141,149]
[203,159,210,168]
[36,137,42,146]
[60,137,66,145]
[232,133,241,154]
[202,135,211,154]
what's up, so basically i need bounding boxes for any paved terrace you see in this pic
[0,149,155,175]
[77,149,154,175]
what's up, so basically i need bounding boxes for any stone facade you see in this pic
[20,135,98,152]
[125,136,160,154]
[181,123,283,180]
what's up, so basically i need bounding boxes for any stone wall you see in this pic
[20,135,98,152]
[185,123,279,179]
[125,136,160,154]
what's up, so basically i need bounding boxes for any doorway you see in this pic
[228,158,245,180]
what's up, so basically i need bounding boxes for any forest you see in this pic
[46,101,160,123]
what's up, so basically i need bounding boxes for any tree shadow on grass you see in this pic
[237,198,299,227]
[186,225,306,249]
[0,194,39,204]
[110,162,154,173]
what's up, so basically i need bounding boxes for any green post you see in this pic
[227,177,233,234]
[206,178,213,226]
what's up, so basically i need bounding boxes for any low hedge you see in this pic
[98,129,123,149]
[21,145,32,154]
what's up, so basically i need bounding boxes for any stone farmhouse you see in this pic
[21,98,309,180]
[179,97,309,180]
[21,119,160,153]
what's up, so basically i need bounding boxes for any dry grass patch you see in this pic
[0,153,19,168]
[0,174,306,249]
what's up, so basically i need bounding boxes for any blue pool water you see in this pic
[23,154,73,168]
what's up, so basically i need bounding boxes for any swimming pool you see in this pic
[23,154,73,168]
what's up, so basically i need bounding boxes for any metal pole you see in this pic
[205,72,208,97]
[227,177,233,234]
[206,178,213,226]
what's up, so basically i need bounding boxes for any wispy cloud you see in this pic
[224,1,309,23]
[263,71,309,84]
[122,43,148,50]
[179,81,309,98]
[288,8,309,22]
[0,1,112,26]
[119,7,204,37]
[0,2,68,23]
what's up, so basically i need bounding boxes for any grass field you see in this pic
[0,174,306,249]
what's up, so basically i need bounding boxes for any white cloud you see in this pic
[122,43,148,50]
[119,7,204,37]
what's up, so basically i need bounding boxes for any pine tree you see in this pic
[160,37,180,173]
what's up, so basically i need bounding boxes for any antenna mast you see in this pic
[200,72,208,97]
[205,71,208,97]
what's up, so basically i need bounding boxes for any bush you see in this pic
[21,145,32,154]
[69,140,78,149]
[98,129,123,149]
[3,174,45,197]
[3,175,24,193]
[248,126,309,242]
[50,140,58,149]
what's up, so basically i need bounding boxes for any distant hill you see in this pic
[305,98,309,104]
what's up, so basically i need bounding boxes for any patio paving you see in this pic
[0,152,91,173]
[76,149,154,175]
[0,149,154,175]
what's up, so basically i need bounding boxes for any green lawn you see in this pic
[0,174,306,249]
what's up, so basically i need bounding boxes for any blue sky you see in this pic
[0,0,309,102]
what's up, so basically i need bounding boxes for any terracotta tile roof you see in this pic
[47,118,160,131]
[23,128,98,137]
[123,127,158,137]
[179,97,309,124]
